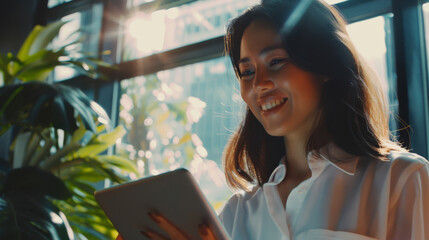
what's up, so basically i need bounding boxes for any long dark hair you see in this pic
[223,0,405,190]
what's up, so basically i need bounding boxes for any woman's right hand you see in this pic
[115,212,217,240]
[141,211,216,240]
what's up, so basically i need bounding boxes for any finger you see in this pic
[142,229,168,240]
[148,211,188,240]
[116,234,124,240]
[199,224,217,240]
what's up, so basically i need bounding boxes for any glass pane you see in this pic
[48,0,72,8]
[324,0,348,4]
[127,0,348,7]
[118,57,241,209]
[122,0,259,60]
[127,0,155,7]
[423,3,429,84]
[347,15,398,131]
[50,3,103,81]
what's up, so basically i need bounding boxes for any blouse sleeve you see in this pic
[388,162,429,240]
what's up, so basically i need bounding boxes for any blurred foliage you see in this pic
[53,122,137,239]
[0,167,73,240]
[119,74,207,176]
[0,111,136,239]
[0,82,107,136]
[0,20,132,240]
[0,20,111,86]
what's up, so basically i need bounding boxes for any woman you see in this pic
[126,0,429,239]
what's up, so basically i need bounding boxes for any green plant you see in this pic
[0,167,73,240]
[0,21,135,240]
[0,21,110,85]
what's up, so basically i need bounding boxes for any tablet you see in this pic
[94,168,230,240]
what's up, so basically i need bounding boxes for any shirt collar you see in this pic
[267,157,287,184]
[315,141,360,175]
[267,142,360,184]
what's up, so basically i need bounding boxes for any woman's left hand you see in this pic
[142,211,217,240]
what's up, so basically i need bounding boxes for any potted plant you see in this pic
[0,20,137,239]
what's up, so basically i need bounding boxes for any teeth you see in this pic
[261,98,286,111]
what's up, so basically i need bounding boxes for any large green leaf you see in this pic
[67,180,96,198]
[0,193,72,240]
[16,49,64,82]
[56,84,98,132]
[0,85,23,124]
[26,21,66,59]
[16,25,44,61]
[68,222,112,240]
[69,120,94,147]
[96,155,138,175]
[2,167,71,200]
[74,126,126,157]
[27,88,59,127]
[18,63,57,82]
[51,95,75,133]
[0,82,100,133]
[0,167,73,240]
[43,141,82,170]
[6,54,22,78]
[67,157,127,183]
[0,52,12,85]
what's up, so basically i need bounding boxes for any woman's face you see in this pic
[238,19,324,138]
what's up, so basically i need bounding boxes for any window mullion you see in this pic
[392,0,429,157]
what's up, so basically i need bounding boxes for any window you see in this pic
[118,57,241,207]
[347,15,398,131]
[325,0,348,4]
[122,0,258,60]
[423,3,429,76]
[50,3,103,81]
[48,0,73,8]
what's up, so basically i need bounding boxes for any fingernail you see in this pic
[199,224,208,236]
[148,211,160,223]
[140,230,151,238]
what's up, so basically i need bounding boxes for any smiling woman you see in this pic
[110,0,429,239]
[219,0,429,239]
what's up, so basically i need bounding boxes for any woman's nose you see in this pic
[254,69,274,93]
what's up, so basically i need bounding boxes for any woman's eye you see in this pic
[269,58,288,69]
[240,70,255,80]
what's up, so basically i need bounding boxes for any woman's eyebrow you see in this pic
[238,58,250,64]
[238,45,286,64]
[260,45,285,57]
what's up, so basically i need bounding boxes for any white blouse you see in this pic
[219,143,429,240]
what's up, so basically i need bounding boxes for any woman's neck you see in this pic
[283,125,330,177]
[283,135,311,177]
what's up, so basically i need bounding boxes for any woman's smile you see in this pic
[260,98,287,112]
